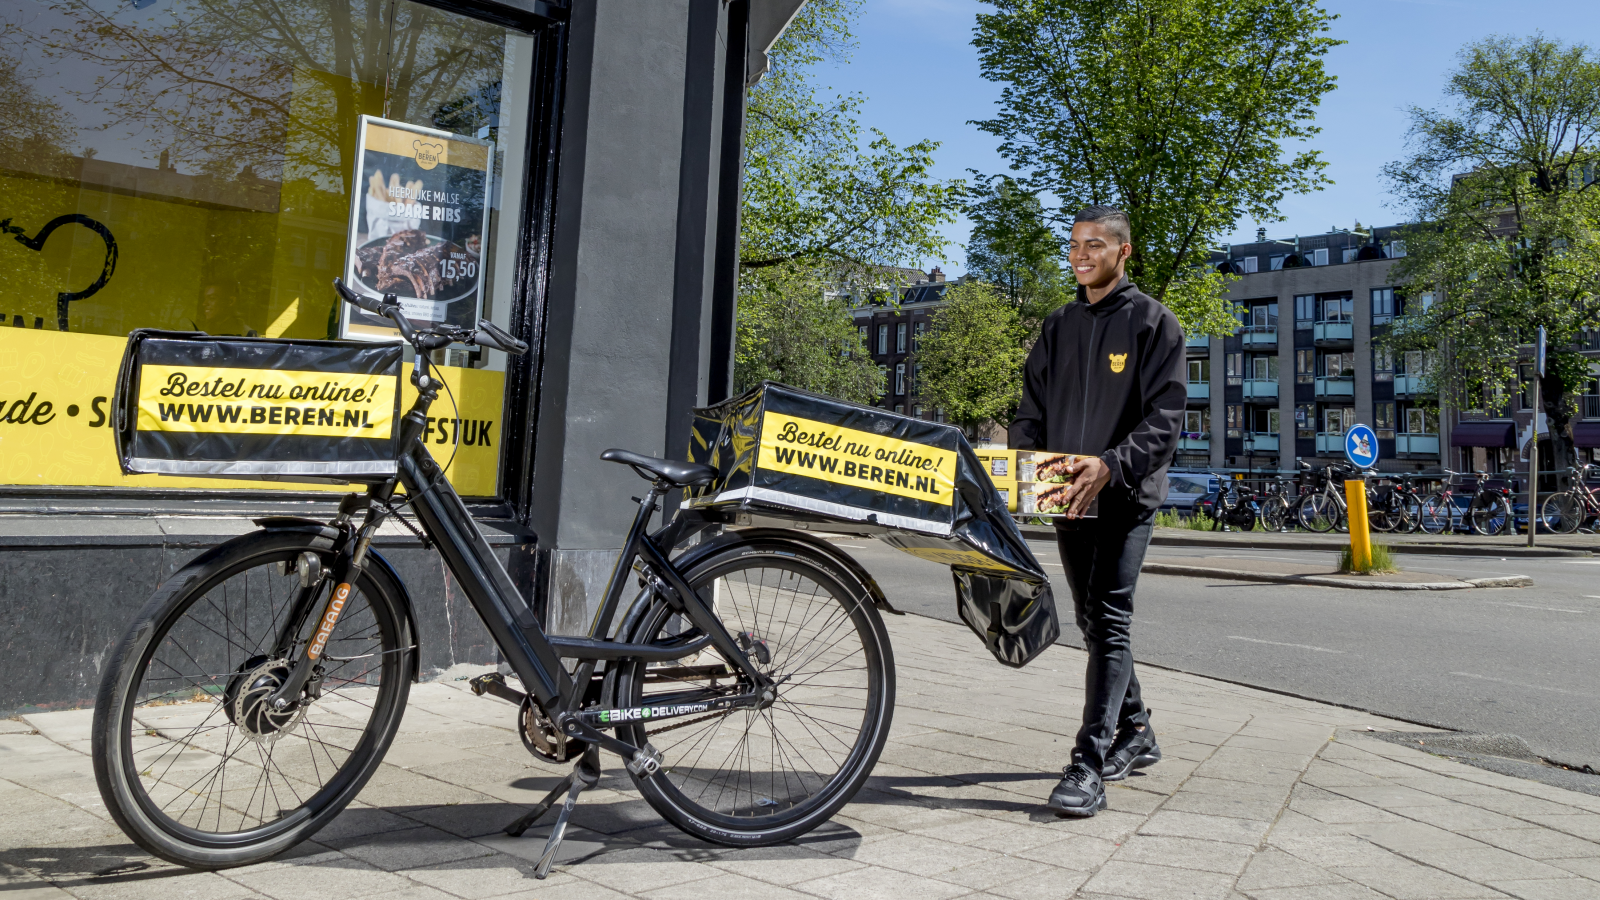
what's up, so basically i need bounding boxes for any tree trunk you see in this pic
[1541,372,1574,474]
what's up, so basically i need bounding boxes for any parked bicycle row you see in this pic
[1188,463,1600,535]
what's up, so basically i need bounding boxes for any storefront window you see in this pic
[1,0,534,496]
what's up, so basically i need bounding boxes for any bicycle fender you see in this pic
[648,527,897,617]
[251,517,420,683]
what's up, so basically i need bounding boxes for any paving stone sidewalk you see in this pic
[5,612,1600,900]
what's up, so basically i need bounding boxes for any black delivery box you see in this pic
[685,382,1061,668]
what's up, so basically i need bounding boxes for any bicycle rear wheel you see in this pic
[1259,496,1288,531]
[1299,493,1339,532]
[1470,495,1513,536]
[93,530,412,869]
[612,540,894,846]
[1542,492,1584,534]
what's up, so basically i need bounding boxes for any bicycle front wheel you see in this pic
[1259,496,1288,531]
[613,540,894,846]
[93,530,412,869]
[1542,492,1584,534]
[1418,494,1452,534]
[1299,493,1338,532]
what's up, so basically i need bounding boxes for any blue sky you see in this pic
[813,0,1600,274]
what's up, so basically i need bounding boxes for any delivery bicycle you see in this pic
[91,281,895,876]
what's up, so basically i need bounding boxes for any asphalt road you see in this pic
[826,534,1600,772]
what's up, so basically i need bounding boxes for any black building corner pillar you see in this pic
[706,0,749,405]
[529,0,737,635]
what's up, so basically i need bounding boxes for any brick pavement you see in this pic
[4,612,1600,900]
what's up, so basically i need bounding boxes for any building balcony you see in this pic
[1242,379,1278,402]
[1583,395,1600,419]
[1241,327,1277,350]
[1186,334,1211,354]
[1186,381,1210,402]
[1315,432,1345,455]
[1393,374,1430,398]
[1178,433,1211,452]
[1313,376,1355,400]
[1396,433,1440,457]
[1313,321,1353,347]
[1243,433,1279,453]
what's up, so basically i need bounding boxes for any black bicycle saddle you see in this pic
[600,448,718,487]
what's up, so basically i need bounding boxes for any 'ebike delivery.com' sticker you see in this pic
[756,411,956,506]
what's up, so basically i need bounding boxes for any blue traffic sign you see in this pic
[1344,424,1378,469]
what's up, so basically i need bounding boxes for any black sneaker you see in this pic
[1102,725,1161,782]
[1046,761,1106,817]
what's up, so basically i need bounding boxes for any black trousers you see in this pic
[1055,515,1154,770]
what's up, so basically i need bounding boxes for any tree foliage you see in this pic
[962,174,1070,339]
[734,266,884,404]
[971,0,1340,337]
[740,0,959,274]
[1383,34,1600,466]
[914,282,1027,436]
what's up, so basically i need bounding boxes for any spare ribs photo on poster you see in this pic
[342,116,493,341]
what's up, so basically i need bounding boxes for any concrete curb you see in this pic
[1015,524,1594,558]
[1140,561,1534,591]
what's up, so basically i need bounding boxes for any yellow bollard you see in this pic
[1345,479,1372,572]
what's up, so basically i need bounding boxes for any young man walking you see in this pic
[1009,205,1186,817]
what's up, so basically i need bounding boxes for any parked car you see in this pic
[1164,472,1218,511]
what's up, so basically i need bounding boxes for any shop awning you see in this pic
[1449,421,1516,448]
[1573,422,1600,448]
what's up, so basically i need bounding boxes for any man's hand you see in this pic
[1062,456,1113,519]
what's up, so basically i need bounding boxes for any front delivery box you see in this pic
[686,382,1061,668]
[114,330,404,482]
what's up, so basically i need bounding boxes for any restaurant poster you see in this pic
[342,116,493,341]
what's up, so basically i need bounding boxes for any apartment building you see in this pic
[851,267,959,420]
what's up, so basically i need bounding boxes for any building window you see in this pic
[1375,401,1395,438]
[1373,346,1393,381]
[1403,406,1437,434]
[1518,363,1536,410]
[877,325,889,355]
[1342,247,1358,264]
[1238,256,1258,273]
[1184,408,1210,435]
[1249,302,1277,329]
[935,408,946,423]
[1311,248,1329,266]
[1389,240,1407,258]
[894,363,906,395]
[1225,352,1244,386]
[913,404,923,419]
[896,322,907,354]
[1270,254,1286,270]
[1320,295,1353,322]
[1249,354,1279,381]
[1226,404,1245,438]
[913,321,925,350]
[1324,406,1355,434]
[1321,352,1354,377]
[859,324,869,348]
[1188,358,1210,383]
[1372,287,1395,325]
[911,363,921,395]
[894,404,904,414]
[1401,291,1435,317]
[1296,404,1315,438]
[1296,349,1315,384]
[1295,294,1316,327]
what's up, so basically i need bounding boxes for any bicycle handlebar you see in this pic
[333,278,528,357]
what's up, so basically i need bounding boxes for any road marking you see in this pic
[1449,671,1580,696]
[1227,635,1345,654]
[1484,602,1586,614]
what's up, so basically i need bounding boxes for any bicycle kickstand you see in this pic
[504,745,601,879]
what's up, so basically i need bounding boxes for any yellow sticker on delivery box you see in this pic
[757,411,956,506]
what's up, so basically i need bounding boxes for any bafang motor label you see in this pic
[757,411,956,505]
[136,365,396,438]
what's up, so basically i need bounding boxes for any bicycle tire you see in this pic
[1542,492,1584,535]
[1470,495,1513,536]
[1418,494,1452,535]
[1259,496,1288,531]
[1299,493,1338,533]
[93,530,412,869]
[612,540,894,846]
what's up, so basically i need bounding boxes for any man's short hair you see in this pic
[1073,205,1131,245]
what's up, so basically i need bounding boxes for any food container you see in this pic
[1016,451,1099,518]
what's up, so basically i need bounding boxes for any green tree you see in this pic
[971,0,1340,337]
[734,266,884,404]
[963,174,1070,339]
[740,0,960,274]
[1383,34,1600,470]
[915,282,1027,436]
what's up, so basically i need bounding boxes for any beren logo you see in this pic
[412,140,444,170]
[1108,352,1128,373]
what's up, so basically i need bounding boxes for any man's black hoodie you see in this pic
[1009,277,1186,523]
